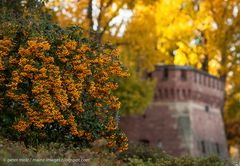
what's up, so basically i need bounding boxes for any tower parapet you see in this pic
[120,65,228,157]
[152,65,225,110]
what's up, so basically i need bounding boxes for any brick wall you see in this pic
[120,65,228,157]
[120,104,186,156]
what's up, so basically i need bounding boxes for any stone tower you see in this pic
[120,65,228,157]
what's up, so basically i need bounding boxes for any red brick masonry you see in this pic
[120,65,228,157]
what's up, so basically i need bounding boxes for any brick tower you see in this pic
[120,65,228,157]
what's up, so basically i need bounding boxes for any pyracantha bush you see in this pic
[0,16,128,152]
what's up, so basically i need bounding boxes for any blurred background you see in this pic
[1,0,240,160]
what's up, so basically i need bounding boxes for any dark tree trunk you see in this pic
[87,0,94,38]
[201,55,209,72]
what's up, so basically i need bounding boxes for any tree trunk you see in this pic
[201,55,209,72]
[87,0,94,38]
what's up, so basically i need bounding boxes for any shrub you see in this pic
[117,143,233,166]
[172,156,233,166]
[0,137,234,166]
[118,143,172,163]
[0,15,128,152]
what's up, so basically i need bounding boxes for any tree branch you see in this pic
[87,0,94,36]
[113,19,124,37]
[99,2,125,40]
[97,0,104,32]
[103,0,114,10]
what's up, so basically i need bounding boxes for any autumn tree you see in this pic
[47,0,136,44]
[155,0,240,77]
[155,0,240,147]
[120,1,159,72]
[111,1,158,115]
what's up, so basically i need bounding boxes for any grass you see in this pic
[0,136,234,166]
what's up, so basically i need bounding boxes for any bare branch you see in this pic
[113,19,124,37]
[103,0,114,10]
[97,0,104,31]
[99,2,125,39]
[87,0,94,33]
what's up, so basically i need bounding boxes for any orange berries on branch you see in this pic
[0,17,128,152]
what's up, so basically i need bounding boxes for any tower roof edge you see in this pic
[155,64,223,81]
